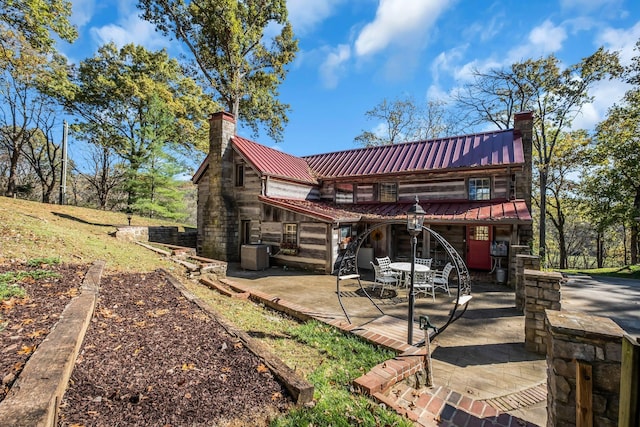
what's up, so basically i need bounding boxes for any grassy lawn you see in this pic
[1,196,411,425]
[560,264,640,280]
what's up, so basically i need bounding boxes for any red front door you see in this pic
[467,225,491,270]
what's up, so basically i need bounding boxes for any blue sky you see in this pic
[59,0,640,163]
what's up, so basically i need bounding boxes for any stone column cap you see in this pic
[546,309,625,340]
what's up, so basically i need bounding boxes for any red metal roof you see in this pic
[303,129,524,178]
[259,197,532,224]
[193,128,523,184]
[233,136,317,184]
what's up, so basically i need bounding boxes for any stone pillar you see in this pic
[509,244,531,289]
[200,111,239,261]
[514,111,534,248]
[524,269,562,354]
[515,253,540,312]
[545,310,624,427]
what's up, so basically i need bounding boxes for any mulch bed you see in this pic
[1,263,293,426]
[58,269,292,426]
[1,261,84,402]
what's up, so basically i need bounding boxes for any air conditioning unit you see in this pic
[241,244,270,271]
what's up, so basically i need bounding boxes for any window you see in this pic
[283,223,298,245]
[378,183,397,203]
[234,163,244,187]
[469,225,489,241]
[469,178,490,200]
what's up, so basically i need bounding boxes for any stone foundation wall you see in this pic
[545,310,624,427]
[524,269,562,354]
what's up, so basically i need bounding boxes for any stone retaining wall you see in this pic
[523,269,562,354]
[545,310,624,427]
[113,226,197,247]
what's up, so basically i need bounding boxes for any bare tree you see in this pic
[454,50,621,263]
[354,97,462,146]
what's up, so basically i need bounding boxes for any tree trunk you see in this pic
[538,171,548,265]
[596,232,603,269]
[632,188,640,265]
[6,148,20,197]
[558,226,567,269]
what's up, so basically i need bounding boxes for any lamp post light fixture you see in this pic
[126,207,133,226]
[406,195,426,345]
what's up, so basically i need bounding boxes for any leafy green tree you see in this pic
[138,0,298,141]
[128,93,188,220]
[454,49,622,264]
[0,0,76,52]
[589,41,640,264]
[55,43,216,213]
[354,97,461,146]
[545,130,590,268]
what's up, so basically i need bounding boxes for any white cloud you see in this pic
[431,45,467,83]
[69,0,96,28]
[287,0,344,36]
[90,6,169,51]
[572,78,630,130]
[319,44,351,89]
[528,20,567,52]
[596,21,640,66]
[354,0,453,57]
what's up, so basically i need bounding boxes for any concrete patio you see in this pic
[222,263,548,425]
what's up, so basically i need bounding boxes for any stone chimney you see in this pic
[199,111,239,261]
[514,111,534,246]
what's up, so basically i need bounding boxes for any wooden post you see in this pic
[576,361,593,427]
[619,335,639,427]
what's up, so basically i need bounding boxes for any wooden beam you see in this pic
[576,361,593,427]
[619,335,639,427]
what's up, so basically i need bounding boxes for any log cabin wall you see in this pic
[323,169,516,204]
[261,204,330,272]
[266,178,320,200]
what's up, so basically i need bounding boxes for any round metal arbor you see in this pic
[335,220,472,339]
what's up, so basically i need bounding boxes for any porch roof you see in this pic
[259,196,532,224]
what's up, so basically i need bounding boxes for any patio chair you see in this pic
[375,256,402,281]
[433,262,453,296]
[412,270,435,301]
[371,261,399,295]
[415,258,432,268]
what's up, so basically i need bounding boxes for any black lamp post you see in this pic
[406,195,426,345]
[126,207,133,226]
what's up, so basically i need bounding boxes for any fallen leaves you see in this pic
[181,363,196,371]
[256,364,269,374]
[17,344,36,355]
[27,329,46,339]
[146,308,170,318]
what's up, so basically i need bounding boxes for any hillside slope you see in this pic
[0,197,181,272]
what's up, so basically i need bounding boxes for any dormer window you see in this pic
[469,178,490,200]
[378,183,397,203]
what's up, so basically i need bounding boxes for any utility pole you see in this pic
[59,120,68,205]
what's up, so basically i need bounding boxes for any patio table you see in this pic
[389,262,430,288]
